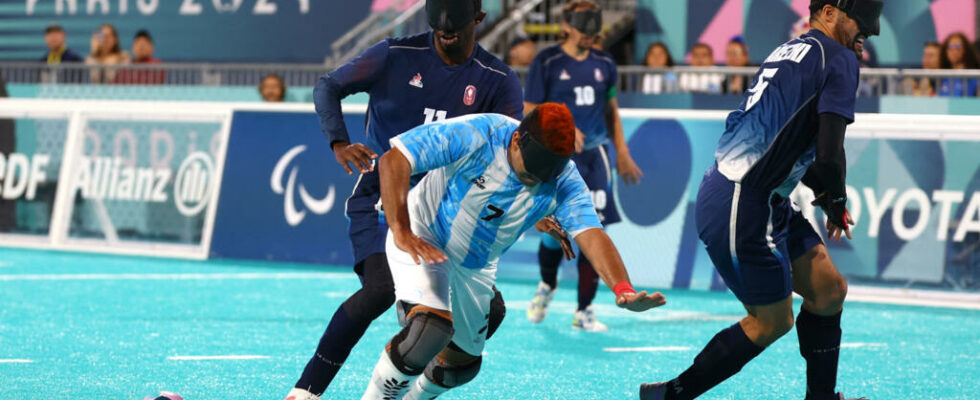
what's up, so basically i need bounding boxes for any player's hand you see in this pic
[332,141,377,175]
[811,194,854,242]
[534,216,575,260]
[616,150,643,186]
[574,128,585,154]
[615,290,667,312]
[393,232,447,265]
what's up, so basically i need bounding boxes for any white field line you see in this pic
[841,285,980,311]
[0,359,34,363]
[840,343,887,349]
[167,355,269,361]
[0,272,350,281]
[603,346,692,353]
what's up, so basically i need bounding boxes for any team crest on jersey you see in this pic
[594,68,604,82]
[559,69,571,80]
[463,85,477,106]
[409,73,423,88]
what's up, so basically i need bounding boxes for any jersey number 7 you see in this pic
[746,68,779,111]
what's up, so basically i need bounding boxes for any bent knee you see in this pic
[755,312,794,342]
[811,276,848,313]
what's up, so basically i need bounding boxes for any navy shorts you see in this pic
[694,165,823,305]
[573,144,621,225]
[345,169,388,268]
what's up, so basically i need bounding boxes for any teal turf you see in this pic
[1,248,978,399]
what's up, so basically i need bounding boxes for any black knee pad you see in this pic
[388,306,454,375]
[424,355,482,389]
[486,286,506,339]
[342,253,396,322]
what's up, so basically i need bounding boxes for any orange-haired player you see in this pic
[359,103,666,399]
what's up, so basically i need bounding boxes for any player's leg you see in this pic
[786,205,849,400]
[527,234,561,323]
[405,264,498,399]
[642,171,791,400]
[362,232,454,399]
[292,172,395,398]
[572,145,620,331]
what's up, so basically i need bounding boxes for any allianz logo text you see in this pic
[271,145,336,226]
[72,152,214,217]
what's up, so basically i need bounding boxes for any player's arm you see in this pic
[378,146,447,265]
[574,228,666,311]
[553,169,665,312]
[805,112,854,242]
[810,51,859,241]
[381,118,487,264]
[314,40,388,175]
[604,96,642,185]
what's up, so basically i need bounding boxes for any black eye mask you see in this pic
[564,9,602,36]
[426,0,477,32]
[518,131,570,183]
[846,0,883,37]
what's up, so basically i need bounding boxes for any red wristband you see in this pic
[613,281,636,297]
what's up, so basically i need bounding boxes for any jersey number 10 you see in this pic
[746,68,778,111]
[573,86,595,106]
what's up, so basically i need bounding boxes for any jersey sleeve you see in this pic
[389,116,489,174]
[489,69,525,120]
[524,53,549,104]
[607,61,618,99]
[553,164,603,238]
[817,51,859,123]
[314,40,389,145]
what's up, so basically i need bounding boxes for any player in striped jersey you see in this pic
[360,104,666,399]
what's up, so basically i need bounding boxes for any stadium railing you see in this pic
[4,62,980,98]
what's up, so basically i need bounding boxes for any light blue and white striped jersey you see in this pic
[389,113,602,269]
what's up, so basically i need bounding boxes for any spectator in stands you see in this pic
[641,42,676,94]
[507,35,536,67]
[40,24,82,64]
[722,36,750,94]
[907,41,940,96]
[679,42,722,93]
[114,30,164,85]
[259,73,286,102]
[85,23,130,83]
[938,32,980,97]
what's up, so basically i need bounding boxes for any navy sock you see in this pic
[294,306,371,395]
[538,242,562,289]
[667,323,765,400]
[796,308,842,400]
[576,256,599,311]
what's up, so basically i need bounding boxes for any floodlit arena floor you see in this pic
[1,248,978,399]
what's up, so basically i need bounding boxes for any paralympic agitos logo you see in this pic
[270,145,336,226]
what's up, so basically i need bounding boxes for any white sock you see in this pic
[361,351,419,400]
[403,374,451,400]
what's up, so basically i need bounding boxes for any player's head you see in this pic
[510,103,575,186]
[561,0,602,52]
[809,0,883,58]
[426,0,486,63]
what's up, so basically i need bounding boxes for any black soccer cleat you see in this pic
[639,382,668,400]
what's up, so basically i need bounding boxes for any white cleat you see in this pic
[527,281,557,323]
[572,305,608,332]
[285,388,321,400]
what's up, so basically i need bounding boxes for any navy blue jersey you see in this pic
[715,29,859,197]
[315,31,524,155]
[524,45,618,150]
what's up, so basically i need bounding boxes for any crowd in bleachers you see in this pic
[505,29,980,97]
[40,23,164,85]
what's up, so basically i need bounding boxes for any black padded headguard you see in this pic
[811,0,884,37]
[563,8,602,36]
[426,0,481,32]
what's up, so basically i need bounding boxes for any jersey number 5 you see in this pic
[423,108,448,124]
[745,68,778,111]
